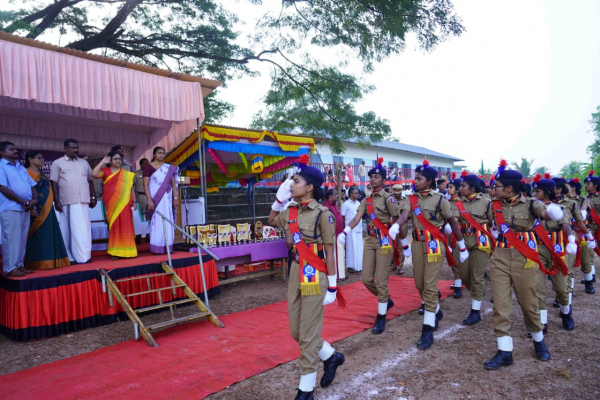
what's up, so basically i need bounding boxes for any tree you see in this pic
[1,0,464,153]
[587,105,600,157]
[511,158,534,177]
[557,161,581,179]
[533,166,550,176]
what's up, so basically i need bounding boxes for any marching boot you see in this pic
[417,325,434,350]
[533,339,551,361]
[387,297,395,311]
[438,290,442,299]
[585,280,595,294]
[434,309,444,331]
[453,287,462,299]
[552,296,560,308]
[320,352,345,388]
[372,314,386,334]
[484,351,514,370]
[294,390,314,400]
[463,309,481,325]
[560,306,574,331]
[418,303,425,315]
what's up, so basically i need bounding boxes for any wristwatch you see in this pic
[91,197,96,200]
[23,200,30,207]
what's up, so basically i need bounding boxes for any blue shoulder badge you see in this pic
[328,215,334,224]
[390,197,396,203]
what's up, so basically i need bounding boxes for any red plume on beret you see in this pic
[298,154,310,171]
[422,158,430,167]
[521,179,526,184]
[543,172,552,179]
[498,159,508,174]
[589,170,595,177]
[451,172,457,179]
[377,157,384,164]
[533,173,542,183]
[461,170,468,178]
[572,177,580,183]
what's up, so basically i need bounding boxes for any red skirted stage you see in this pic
[0,245,219,341]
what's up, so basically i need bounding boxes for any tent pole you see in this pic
[196,119,206,223]
[202,136,208,221]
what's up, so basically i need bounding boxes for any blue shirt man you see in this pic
[0,158,36,213]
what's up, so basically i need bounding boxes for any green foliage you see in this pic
[511,158,534,177]
[1,0,464,151]
[588,105,600,156]
[559,161,582,180]
[533,166,550,176]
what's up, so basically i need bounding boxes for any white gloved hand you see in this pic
[337,226,351,245]
[586,232,597,249]
[401,238,411,257]
[457,239,469,262]
[546,203,564,221]
[444,223,452,235]
[581,210,588,221]
[323,275,337,306]
[389,223,400,240]
[491,227,499,239]
[271,200,283,212]
[276,178,293,203]
[566,235,577,255]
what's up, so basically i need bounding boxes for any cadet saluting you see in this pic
[269,154,345,400]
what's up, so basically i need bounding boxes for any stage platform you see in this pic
[0,244,220,341]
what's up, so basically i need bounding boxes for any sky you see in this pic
[216,0,600,174]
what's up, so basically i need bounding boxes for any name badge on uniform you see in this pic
[293,232,301,244]
[500,223,510,234]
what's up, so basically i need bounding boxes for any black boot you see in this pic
[438,290,442,299]
[450,284,455,289]
[417,325,434,350]
[320,351,345,388]
[418,303,425,315]
[490,296,493,303]
[484,351,514,370]
[533,339,551,361]
[372,314,386,334]
[387,297,395,311]
[560,307,574,331]
[453,287,462,298]
[552,296,560,308]
[585,280,595,294]
[582,275,597,284]
[463,309,481,325]
[294,389,314,400]
[434,309,444,331]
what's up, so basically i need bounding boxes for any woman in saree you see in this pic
[92,151,138,259]
[24,150,70,270]
[143,147,178,254]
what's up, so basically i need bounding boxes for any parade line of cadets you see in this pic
[268,156,598,399]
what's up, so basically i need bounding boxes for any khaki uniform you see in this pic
[581,194,597,276]
[273,200,335,374]
[490,195,546,337]
[133,169,148,214]
[448,196,461,281]
[395,196,410,269]
[358,190,399,303]
[407,191,453,313]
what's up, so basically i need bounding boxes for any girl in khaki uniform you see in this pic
[269,155,345,400]
[446,172,463,299]
[567,177,596,291]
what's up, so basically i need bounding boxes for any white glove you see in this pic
[457,239,469,262]
[276,178,293,203]
[401,238,411,257]
[566,235,577,255]
[586,232,597,249]
[444,223,452,235]
[581,210,588,221]
[323,275,337,306]
[337,226,351,245]
[546,203,564,221]
[271,200,283,212]
[389,223,400,240]
[491,226,499,239]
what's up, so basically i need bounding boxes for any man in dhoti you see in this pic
[51,139,97,264]
[341,186,363,272]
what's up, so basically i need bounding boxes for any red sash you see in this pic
[587,204,600,257]
[492,200,550,275]
[409,195,456,267]
[533,222,568,276]
[455,200,496,252]
[366,197,393,254]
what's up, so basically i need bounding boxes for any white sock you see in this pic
[454,279,462,288]
[592,265,596,275]
[421,300,424,305]
[472,299,482,311]
[531,331,544,342]
[497,336,513,351]
[568,292,572,305]
[424,310,436,327]
[435,303,440,313]
[378,301,387,315]
[560,305,570,314]
[540,310,547,324]
[299,372,317,392]
[318,341,335,361]
[584,273,593,281]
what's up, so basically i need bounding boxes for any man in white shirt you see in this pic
[358,161,367,185]
[341,186,363,272]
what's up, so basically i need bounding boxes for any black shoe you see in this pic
[581,278,585,284]
[527,324,547,338]
[321,351,345,388]
[417,325,434,350]
[463,309,481,325]
[434,309,444,331]
[533,339,551,361]
[552,296,560,308]
[418,303,425,315]
[438,290,442,299]
[484,271,489,279]
[450,284,455,289]
[560,307,574,331]
[372,314,386,334]
[582,275,597,284]
[387,297,395,312]
[585,280,595,294]
[484,350,514,370]
[490,296,493,303]
[294,389,314,400]
[453,287,462,299]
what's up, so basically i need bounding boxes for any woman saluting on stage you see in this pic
[269,154,345,400]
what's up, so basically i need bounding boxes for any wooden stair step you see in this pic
[115,272,173,283]
[125,285,186,297]
[135,298,198,314]
[147,312,211,331]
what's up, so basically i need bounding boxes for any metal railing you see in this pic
[156,210,220,309]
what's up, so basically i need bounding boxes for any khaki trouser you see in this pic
[412,241,444,313]
[137,194,149,214]
[536,246,575,308]
[396,224,410,269]
[459,236,490,301]
[288,261,328,374]
[490,248,544,337]
[449,236,461,281]
[362,236,393,303]
[535,245,552,311]
[580,242,593,275]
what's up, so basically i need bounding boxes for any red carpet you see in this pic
[0,276,454,399]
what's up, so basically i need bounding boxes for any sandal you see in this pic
[18,267,34,274]
[111,256,120,260]
[7,269,26,277]
[390,265,397,271]
[396,269,404,275]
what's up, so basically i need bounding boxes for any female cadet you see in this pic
[445,172,464,299]
[339,158,399,334]
[455,171,495,326]
[531,174,577,332]
[269,155,345,400]
[483,160,564,370]
[567,177,596,290]
[582,172,600,293]
[396,159,469,350]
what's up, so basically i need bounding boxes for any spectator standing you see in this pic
[345,162,354,182]
[51,138,97,264]
[111,145,134,172]
[358,161,367,183]
[133,158,150,243]
[0,142,38,277]
[323,189,345,281]
[341,186,363,272]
